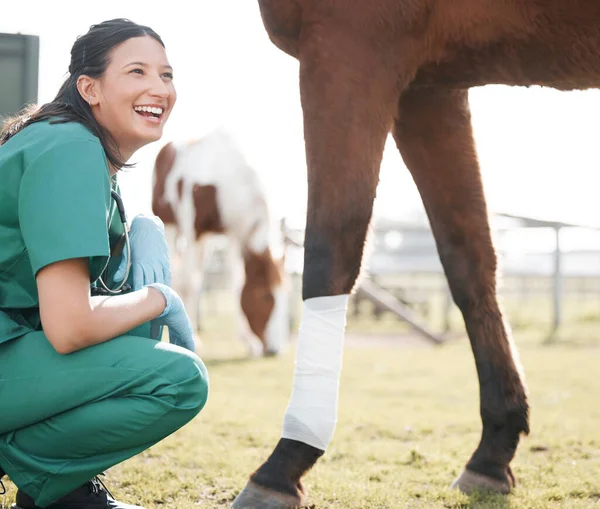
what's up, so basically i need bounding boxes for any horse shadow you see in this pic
[458,491,514,509]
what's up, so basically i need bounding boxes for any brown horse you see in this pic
[152,131,289,356]
[230,1,600,508]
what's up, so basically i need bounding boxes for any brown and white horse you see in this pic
[152,130,288,356]
[230,1,600,508]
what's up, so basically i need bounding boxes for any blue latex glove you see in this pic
[113,214,172,291]
[147,283,196,352]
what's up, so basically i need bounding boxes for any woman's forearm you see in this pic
[61,287,167,353]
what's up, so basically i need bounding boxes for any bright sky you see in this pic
[3,0,600,234]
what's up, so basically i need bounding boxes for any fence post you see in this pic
[552,225,563,334]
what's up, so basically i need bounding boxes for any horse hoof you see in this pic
[232,480,303,509]
[451,468,512,494]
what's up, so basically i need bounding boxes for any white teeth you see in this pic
[134,106,164,115]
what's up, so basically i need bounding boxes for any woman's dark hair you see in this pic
[0,18,165,169]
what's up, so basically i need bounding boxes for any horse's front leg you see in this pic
[232,27,402,509]
[172,234,205,337]
[394,87,530,493]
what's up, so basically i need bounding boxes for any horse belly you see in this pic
[414,1,600,90]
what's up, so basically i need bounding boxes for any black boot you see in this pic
[11,475,145,509]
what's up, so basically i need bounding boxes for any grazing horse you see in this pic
[231,1,600,507]
[152,130,288,356]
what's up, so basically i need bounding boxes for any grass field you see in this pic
[4,316,599,509]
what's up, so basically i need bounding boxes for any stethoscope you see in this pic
[92,190,132,296]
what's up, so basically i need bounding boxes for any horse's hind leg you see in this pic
[233,27,402,509]
[393,87,529,493]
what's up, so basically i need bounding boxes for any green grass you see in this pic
[4,324,600,508]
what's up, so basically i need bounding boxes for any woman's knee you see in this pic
[102,336,209,419]
[164,348,209,418]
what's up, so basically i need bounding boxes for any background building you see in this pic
[0,32,39,118]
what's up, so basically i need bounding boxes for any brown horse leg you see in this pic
[393,87,529,494]
[233,28,402,509]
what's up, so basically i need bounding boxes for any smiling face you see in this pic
[80,35,176,161]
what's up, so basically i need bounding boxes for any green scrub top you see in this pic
[0,119,125,345]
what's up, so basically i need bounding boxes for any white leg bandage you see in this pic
[282,294,349,450]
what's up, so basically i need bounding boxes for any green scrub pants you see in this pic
[0,324,209,507]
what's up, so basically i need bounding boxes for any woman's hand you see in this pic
[113,214,172,290]
[146,283,196,352]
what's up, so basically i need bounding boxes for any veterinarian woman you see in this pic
[0,18,208,509]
